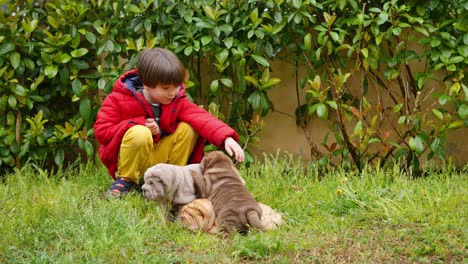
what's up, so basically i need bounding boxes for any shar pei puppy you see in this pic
[190,151,265,233]
[179,199,283,233]
[142,163,201,214]
[179,199,220,234]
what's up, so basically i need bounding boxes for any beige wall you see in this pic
[251,59,468,168]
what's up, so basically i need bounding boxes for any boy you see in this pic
[94,48,244,198]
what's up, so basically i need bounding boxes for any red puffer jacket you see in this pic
[94,69,239,178]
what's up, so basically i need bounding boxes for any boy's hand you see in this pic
[224,137,244,162]
[145,118,160,136]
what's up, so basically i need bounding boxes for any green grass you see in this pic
[1,154,466,263]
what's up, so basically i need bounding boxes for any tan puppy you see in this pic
[179,199,220,234]
[190,151,265,233]
[142,163,201,210]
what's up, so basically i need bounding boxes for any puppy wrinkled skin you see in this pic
[142,163,201,207]
[179,199,220,234]
[190,151,265,233]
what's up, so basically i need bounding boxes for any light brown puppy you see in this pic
[179,199,220,234]
[190,151,265,233]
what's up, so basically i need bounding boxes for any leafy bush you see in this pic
[287,0,467,173]
[0,0,466,174]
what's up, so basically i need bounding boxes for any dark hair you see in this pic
[136,48,186,87]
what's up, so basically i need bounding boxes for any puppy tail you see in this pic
[247,210,266,231]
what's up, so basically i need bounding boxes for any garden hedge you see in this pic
[0,0,466,174]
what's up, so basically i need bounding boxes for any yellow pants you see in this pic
[115,122,198,184]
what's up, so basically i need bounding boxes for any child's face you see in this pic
[143,84,180,105]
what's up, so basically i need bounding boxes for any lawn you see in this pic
[0,153,466,263]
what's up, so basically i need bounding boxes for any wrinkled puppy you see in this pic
[142,163,201,215]
[179,199,220,234]
[190,151,265,233]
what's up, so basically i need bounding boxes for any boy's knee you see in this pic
[123,125,153,148]
[175,122,198,139]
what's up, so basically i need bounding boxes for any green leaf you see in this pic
[393,103,403,113]
[409,136,424,155]
[47,15,59,29]
[250,8,259,22]
[0,42,15,55]
[414,26,429,37]
[44,65,58,78]
[384,68,399,80]
[23,58,35,70]
[72,79,82,96]
[98,78,107,90]
[308,103,318,115]
[84,140,94,157]
[330,31,339,42]
[309,75,321,90]
[79,97,91,121]
[430,138,440,153]
[304,33,312,51]
[261,78,281,90]
[21,18,38,33]
[201,36,212,46]
[446,64,456,71]
[398,115,406,125]
[71,48,89,58]
[326,100,338,110]
[8,95,17,108]
[11,84,26,96]
[459,104,468,119]
[432,108,443,120]
[224,37,233,49]
[244,76,259,87]
[54,53,72,64]
[220,78,233,88]
[184,46,193,56]
[316,103,328,119]
[376,12,389,25]
[71,60,89,70]
[449,56,464,64]
[430,39,441,47]
[203,5,216,20]
[247,92,261,112]
[215,49,229,65]
[251,54,269,67]
[195,21,214,29]
[448,120,465,129]
[210,80,219,93]
[360,48,368,58]
[127,4,141,13]
[54,148,65,166]
[9,52,20,69]
[354,120,363,134]
[392,27,402,36]
[85,32,96,44]
[438,95,450,105]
